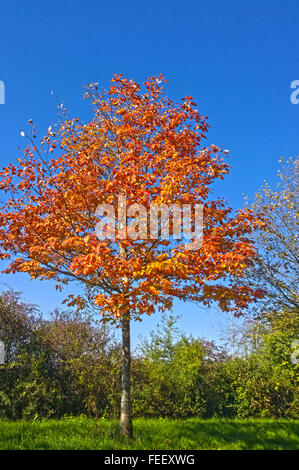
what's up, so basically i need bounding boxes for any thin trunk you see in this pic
[120,314,133,437]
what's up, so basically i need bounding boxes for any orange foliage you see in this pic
[0,75,263,322]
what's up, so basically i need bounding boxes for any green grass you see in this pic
[0,417,298,450]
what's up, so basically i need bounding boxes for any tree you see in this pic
[0,75,262,436]
[132,314,205,418]
[38,309,119,418]
[0,291,119,419]
[245,157,299,316]
[224,308,299,418]
[0,289,39,362]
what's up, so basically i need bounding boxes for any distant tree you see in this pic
[245,157,299,316]
[219,312,264,357]
[226,307,299,418]
[0,289,39,362]
[0,291,119,419]
[132,314,205,418]
[37,309,120,417]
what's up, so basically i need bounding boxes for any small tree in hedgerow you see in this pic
[0,75,263,436]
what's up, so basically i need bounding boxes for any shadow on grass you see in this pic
[132,419,299,450]
[0,418,298,450]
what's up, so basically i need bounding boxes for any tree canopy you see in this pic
[0,75,263,321]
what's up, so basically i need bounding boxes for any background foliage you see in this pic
[0,159,298,421]
[0,291,297,420]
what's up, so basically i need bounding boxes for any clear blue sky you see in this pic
[0,0,298,347]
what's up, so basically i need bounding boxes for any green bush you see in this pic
[0,291,297,420]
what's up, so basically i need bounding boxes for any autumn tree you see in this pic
[0,75,262,436]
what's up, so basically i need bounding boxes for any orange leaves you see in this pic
[0,74,264,321]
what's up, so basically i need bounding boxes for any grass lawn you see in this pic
[0,417,298,450]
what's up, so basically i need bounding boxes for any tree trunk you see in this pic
[120,314,133,437]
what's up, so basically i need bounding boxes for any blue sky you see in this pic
[0,0,298,347]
